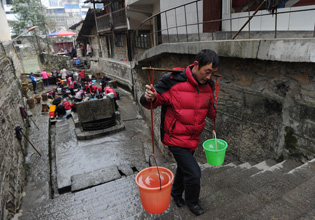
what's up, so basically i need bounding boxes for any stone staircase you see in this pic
[18,158,315,220]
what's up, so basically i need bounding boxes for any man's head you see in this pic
[192,49,219,84]
[31,72,34,75]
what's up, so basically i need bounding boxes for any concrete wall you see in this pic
[222,3,315,32]
[160,0,203,35]
[0,6,11,42]
[89,58,133,91]
[133,39,315,163]
[0,42,27,219]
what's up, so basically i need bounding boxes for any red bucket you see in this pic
[135,167,174,214]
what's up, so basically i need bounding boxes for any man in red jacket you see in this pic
[140,49,219,216]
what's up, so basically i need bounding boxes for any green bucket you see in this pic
[203,139,228,166]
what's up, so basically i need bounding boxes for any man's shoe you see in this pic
[173,197,185,207]
[187,204,204,216]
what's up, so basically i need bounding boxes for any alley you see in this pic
[13,86,198,220]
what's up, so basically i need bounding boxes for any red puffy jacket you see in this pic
[63,101,71,110]
[104,86,117,98]
[140,64,216,152]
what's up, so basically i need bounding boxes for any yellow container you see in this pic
[49,105,56,112]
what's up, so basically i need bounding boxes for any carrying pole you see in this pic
[29,117,40,130]
[19,129,41,157]
[142,67,221,77]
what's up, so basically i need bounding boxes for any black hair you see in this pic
[195,49,219,69]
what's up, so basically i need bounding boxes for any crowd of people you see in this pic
[30,67,119,119]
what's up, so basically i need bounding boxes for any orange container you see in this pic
[135,167,174,214]
[49,111,55,117]
[49,105,56,112]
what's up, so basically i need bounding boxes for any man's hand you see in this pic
[145,84,157,102]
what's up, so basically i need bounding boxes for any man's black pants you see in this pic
[168,146,201,206]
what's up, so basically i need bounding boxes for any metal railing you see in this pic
[97,13,111,32]
[112,8,127,29]
[96,8,127,33]
[132,0,315,56]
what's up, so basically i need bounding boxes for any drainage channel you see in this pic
[48,122,60,198]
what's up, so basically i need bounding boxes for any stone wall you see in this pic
[38,53,72,73]
[90,58,133,91]
[133,53,315,164]
[0,42,27,219]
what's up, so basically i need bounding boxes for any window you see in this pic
[112,1,119,11]
[115,33,124,47]
[95,4,104,9]
[53,9,64,14]
[55,17,65,22]
[64,4,80,9]
[136,30,150,49]
[49,0,58,7]
[6,0,13,5]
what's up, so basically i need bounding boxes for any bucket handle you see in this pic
[149,155,162,190]
[213,130,218,152]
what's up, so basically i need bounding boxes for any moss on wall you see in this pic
[284,126,298,150]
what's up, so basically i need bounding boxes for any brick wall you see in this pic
[0,42,27,219]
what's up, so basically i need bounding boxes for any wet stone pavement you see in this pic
[14,87,202,220]
[13,86,315,220]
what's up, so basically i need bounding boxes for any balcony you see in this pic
[96,8,127,33]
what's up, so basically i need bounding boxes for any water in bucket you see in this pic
[203,139,228,166]
[135,167,174,214]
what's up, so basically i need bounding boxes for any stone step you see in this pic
[19,175,138,219]
[86,196,142,220]
[18,159,315,220]
[233,159,303,194]
[215,159,278,189]
[200,161,274,194]
[71,165,122,192]
[200,187,263,220]
[195,160,304,220]
[297,208,315,220]
[246,160,314,204]
[287,158,315,179]
[209,159,314,220]
[242,175,315,220]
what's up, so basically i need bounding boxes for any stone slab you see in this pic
[117,164,134,176]
[55,119,78,190]
[75,119,125,140]
[76,98,115,123]
[71,165,121,192]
